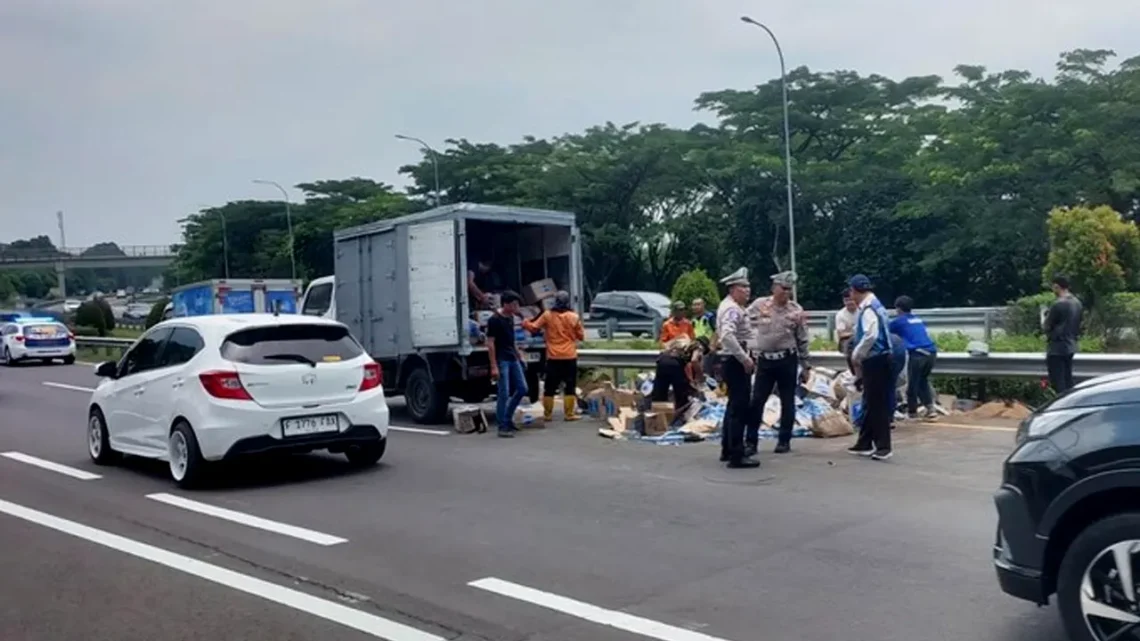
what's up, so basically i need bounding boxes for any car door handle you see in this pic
[172,379,184,389]
[133,388,145,396]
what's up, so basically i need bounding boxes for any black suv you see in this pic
[994,369,1140,641]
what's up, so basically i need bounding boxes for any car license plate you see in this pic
[525,352,541,363]
[282,414,340,437]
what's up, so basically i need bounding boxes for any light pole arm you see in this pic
[252,179,298,282]
[395,134,442,207]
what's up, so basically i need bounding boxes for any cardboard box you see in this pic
[643,411,668,436]
[650,402,676,427]
[513,404,545,428]
[612,388,638,409]
[540,297,558,311]
[522,278,557,305]
[452,405,488,434]
[484,293,501,310]
[811,409,854,438]
[474,310,495,325]
[519,305,541,321]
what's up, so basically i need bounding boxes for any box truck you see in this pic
[170,279,301,318]
[300,203,583,424]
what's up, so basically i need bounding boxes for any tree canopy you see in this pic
[10,48,1139,310]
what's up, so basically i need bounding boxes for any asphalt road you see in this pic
[0,362,1064,641]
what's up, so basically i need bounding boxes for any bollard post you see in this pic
[826,314,836,343]
[606,317,617,340]
[652,316,662,341]
[983,310,993,342]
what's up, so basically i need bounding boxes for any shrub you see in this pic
[72,325,102,337]
[1004,293,1054,336]
[1086,292,1140,350]
[145,296,169,329]
[670,269,720,312]
[1043,205,1140,308]
[74,301,107,336]
[93,297,115,332]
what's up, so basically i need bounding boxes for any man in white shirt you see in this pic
[835,289,858,354]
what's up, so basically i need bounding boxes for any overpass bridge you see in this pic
[0,246,176,270]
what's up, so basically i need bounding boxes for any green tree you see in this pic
[1043,204,1140,306]
[145,296,169,329]
[670,269,720,310]
[75,301,107,336]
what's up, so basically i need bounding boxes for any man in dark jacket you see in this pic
[1044,275,1083,393]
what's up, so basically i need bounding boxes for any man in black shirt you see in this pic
[1044,275,1083,393]
[487,291,528,437]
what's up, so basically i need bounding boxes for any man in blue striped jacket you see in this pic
[846,274,894,461]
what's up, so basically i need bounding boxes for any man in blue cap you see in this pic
[846,274,894,460]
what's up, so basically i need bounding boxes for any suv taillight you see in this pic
[359,362,382,391]
[199,370,252,400]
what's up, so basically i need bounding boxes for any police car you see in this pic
[0,315,77,366]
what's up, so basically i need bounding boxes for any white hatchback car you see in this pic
[87,314,390,487]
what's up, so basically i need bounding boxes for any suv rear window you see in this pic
[220,324,364,366]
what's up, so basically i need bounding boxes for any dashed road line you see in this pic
[0,452,101,480]
[42,381,96,393]
[146,493,347,546]
[388,426,449,436]
[469,577,736,641]
[0,497,444,640]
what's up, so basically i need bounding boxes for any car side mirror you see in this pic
[94,361,118,379]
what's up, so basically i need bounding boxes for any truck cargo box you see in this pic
[170,279,301,318]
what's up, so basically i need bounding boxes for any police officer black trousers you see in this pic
[852,353,893,454]
[748,353,798,451]
[719,358,754,462]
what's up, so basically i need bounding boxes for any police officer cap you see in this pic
[848,274,874,291]
[770,271,797,289]
[719,267,750,287]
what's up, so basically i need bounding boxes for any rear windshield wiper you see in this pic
[262,353,318,367]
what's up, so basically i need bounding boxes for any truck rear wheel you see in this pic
[405,367,449,424]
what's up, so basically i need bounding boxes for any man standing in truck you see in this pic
[468,257,503,309]
[488,291,528,438]
[523,291,585,422]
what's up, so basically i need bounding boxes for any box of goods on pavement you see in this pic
[642,411,668,436]
[522,278,557,305]
[585,384,616,419]
[514,403,545,428]
[453,405,489,434]
[650,402,675,427]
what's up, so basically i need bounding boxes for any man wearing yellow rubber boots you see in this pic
[523,291,586,421]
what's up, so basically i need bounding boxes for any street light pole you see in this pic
[395,134,441,207]
[252,180,297,282]
[56,210,67,299]
[741,16,797,300]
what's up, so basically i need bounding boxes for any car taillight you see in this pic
[198,370,252,400]
[360,362,382,391]
[13,335,23,342]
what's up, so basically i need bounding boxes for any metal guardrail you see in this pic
[585,306,1009,341]
[73,337,1140,381]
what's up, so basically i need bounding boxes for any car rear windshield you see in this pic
[22,323,69,338]
[220,324,363,366]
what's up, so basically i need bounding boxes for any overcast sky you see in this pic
[1,0,1136,247]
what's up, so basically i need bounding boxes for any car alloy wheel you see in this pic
[1081,540,1140,639]
[88,415,103,459]
[169,430,190,482]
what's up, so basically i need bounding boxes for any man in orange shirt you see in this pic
[659,301,695,346]
[523,291,586,422]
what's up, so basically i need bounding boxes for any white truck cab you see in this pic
[300,275,336,319]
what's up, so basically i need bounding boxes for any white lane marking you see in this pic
[42,381,96,393]
[389,426,449,436]
[0,452,101,480]
[0,499,444,641]
[469,577,736,641]
[146,493,347,546]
